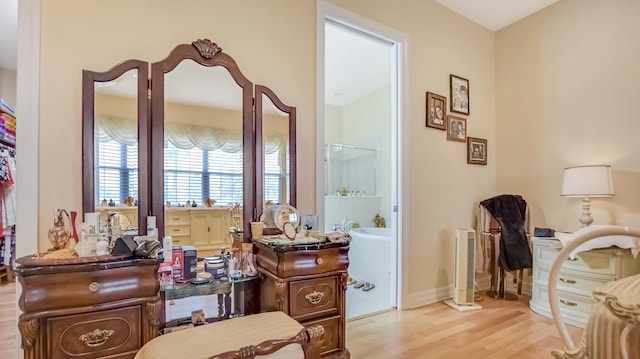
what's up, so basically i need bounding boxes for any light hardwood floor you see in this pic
[347,294,582,358]
[0,281,581,358]
[0,281,17,359]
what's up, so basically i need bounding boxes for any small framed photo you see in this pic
[446,115,466,142]
[426,91,446,130]
[467,137,487,165]
[450,74,469,115]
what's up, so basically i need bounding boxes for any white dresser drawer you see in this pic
[166,211,190,225]
[535,245,618,276]
[534,266,612,298]
[531,285,592,327]
[166,224,190,236]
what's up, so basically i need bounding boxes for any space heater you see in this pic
[444,228,482,312]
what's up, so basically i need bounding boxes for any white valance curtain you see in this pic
[96,115,286,154]
[95,115,137,146]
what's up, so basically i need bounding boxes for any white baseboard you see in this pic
[403,272,532,310]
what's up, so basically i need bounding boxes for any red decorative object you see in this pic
[70,211,79,243]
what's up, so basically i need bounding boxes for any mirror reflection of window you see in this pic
[95,115,139,206]
[93,68,139,206]
[96,133,138,205]
[164,141,243,205]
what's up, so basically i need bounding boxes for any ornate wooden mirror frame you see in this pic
[82,59,150,233]
[82,39,297,242]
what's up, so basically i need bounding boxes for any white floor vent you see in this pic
[444,228,482,312]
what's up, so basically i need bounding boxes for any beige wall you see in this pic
[495,0,640,233]
[38,0,316,247]
[37,0,494,307]
[0,68,16,109]
[328,0,496,299]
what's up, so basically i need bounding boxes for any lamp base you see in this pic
[579,196,593,227]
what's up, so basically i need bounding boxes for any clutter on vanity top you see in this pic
[161,243,258,289]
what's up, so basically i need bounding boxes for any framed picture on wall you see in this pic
[450,74,469,115]
[446,115,466,142]
[426,91,447,130]
[467,137,487,165]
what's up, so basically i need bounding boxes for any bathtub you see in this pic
[347,227,393,319]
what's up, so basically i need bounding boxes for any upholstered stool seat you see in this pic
[135,311,324,359]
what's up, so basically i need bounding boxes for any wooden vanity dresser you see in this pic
[16,256,161,359]
[254,240,350,358]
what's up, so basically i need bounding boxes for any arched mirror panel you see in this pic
[150,40,254,240]
[255,85,297,232]
[82,59,149,234]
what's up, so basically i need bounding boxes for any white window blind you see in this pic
[95,139,138,205]
[96,139,285,207]
[164,142,245,205]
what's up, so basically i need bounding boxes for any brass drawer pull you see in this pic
[173,229,180,232]
[172,217,181,220]
[79,329,115,347]
[88,282,100,292]
[305,291,324,305]
[566,257,578,261]
[316,257,324,265]
[559,277,576,284]
[560,299,577,307]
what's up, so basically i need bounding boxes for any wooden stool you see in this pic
[0,265,13,283]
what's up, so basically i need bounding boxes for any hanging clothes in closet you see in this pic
[0,143,16,266]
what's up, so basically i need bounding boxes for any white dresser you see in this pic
[530,237,640,328]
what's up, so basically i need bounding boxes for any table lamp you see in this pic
[561,165,614,227]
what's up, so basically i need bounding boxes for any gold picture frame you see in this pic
[426,91,446,130]
[467,137,487,165]
[446,115,466,142]
[450,74,469,115]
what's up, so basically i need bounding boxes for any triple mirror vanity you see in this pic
[75,39,349,358]
[82,39,297,248]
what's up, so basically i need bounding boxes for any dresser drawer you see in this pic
[47,306,141,359]
[20,264,159,312]
[166,224,191,236]
[171,235,191,246]
[535,245,619,276]
[289,277,338,321]
[532,285,592,324]
[302,315,341,356]
[165,211,190,225]
[534,266,612,298]
[257,245,349,278]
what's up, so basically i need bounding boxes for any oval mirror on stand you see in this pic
[82,59,149,234]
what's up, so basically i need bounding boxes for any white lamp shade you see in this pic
[561,165,614,197]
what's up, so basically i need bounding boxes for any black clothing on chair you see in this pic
[480,194,532,271]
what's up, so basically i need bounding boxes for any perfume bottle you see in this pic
[77,224,99,257]
[47,209,71,250]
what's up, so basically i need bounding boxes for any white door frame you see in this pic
[316,0,409,310]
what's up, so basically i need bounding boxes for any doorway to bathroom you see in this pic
[317,2,406,320]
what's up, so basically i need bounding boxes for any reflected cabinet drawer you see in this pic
[47,306,142,359]
[166,224,190,236]
[289,277,338,321]
[165,211,190,225]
